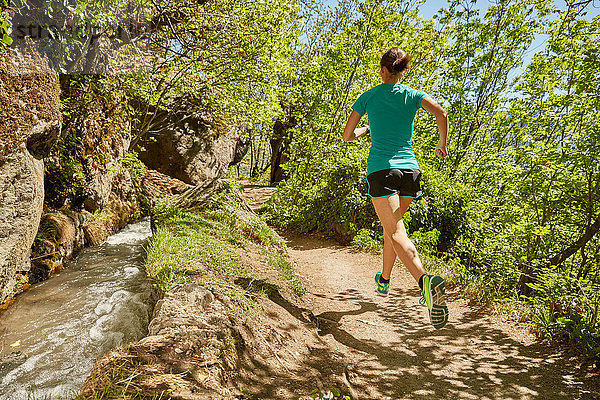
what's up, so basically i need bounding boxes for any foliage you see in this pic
[117,150,146,184]
[45,74,131,208]
[44,128,90,208]
[262,0,600,358]
[0,0,13,51]
[527,270,600,358]
[351,228,382,253]
[120,0,300,150]
[148,188,305,298]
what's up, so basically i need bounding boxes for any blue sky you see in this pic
[415,0,600,66]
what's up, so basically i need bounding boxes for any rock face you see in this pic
[0,148,45,302]
[0,42,62,303]
[137,96,250,185]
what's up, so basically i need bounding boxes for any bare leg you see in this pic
[381,231,396,280]
[371,194,426,282]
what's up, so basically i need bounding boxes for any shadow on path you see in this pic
[273,232,600,400]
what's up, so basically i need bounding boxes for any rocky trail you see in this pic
[240,181,600,400]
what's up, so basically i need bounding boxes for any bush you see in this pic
[527,269,600,358]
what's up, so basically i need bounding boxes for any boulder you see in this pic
[137,95,250,185]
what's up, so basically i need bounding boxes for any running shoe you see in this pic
[374,272,389,296]
[419,274,449,329]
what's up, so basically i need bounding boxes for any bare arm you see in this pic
[421,96,448,158]
[342,110,369,142]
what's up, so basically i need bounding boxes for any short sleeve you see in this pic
[412,89,430,110]
[351,91,369,115]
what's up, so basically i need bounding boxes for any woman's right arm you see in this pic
[342,110,368,142]
[421,96,448,158]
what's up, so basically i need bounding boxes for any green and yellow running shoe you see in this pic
[374,272,389,296]
[419,274,449,329]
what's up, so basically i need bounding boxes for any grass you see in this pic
[265,249,306,297]
[146,195,305,302]
[73,350,164,400]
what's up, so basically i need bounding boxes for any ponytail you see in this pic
[381,47,410,75]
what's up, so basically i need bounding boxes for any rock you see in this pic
[29,209,86,283]
[81,283,241,399]
[0,38,62,167]
[148,284,217,336]
[0,351,28,376]
[137,95,249,185]
[26,120,61,159]
[330,221,354,246]
[231,133,251,166]
[141,169,191,199]
[0,148,45,302]
[82,164,116,212]
[0,40,62,302]
[83,192,139,246]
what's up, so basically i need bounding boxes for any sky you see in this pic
[322,0,600,20]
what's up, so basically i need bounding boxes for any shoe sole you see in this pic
[427,276,448,329]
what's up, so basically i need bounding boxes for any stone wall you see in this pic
[1,46,247,304]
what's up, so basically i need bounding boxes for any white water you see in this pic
[0,218,154,400]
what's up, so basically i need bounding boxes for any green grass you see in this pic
[146,208,247,291]
[146,198,305,302]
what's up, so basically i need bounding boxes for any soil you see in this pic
[239,182,600,400]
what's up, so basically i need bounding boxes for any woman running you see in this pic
[342,47,449,329]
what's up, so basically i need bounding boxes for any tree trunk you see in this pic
[548,217,600,267]
[269,106,296,185]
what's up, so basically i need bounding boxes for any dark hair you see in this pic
[380,47,410,75]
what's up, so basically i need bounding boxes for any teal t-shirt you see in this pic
[351,83,429,175]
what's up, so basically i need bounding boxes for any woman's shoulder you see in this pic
[393,83,419,91]
[365,83,385,93]
[357,84,384,101]
[399,83,427,94]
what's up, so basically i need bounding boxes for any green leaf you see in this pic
[2,33,12,46]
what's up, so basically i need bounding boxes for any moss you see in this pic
[0,41,61,165]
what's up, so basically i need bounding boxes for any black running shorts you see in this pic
[366,168,423,199]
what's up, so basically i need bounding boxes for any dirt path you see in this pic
[240,182,599,400]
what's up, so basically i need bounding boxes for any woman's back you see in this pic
[352,83,429,174]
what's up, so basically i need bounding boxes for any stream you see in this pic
[0,217,155,400]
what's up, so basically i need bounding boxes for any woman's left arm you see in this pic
[342,110,369,142]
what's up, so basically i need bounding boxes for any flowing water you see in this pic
[0,218,155,400]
